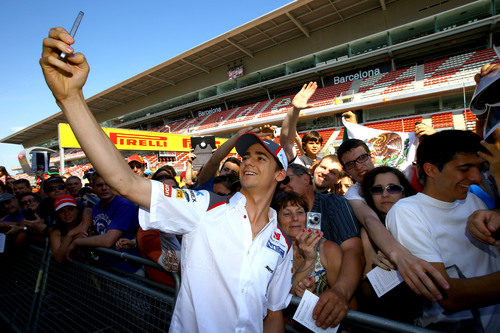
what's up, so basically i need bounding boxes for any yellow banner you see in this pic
[58,123,231,152]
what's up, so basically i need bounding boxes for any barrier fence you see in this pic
[0,244,436,333]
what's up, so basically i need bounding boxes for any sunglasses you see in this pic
[370,184,404,195]
[154,175,173,181]
[279,176,290,185]
[47,184,65,192]
[344,153,370,170]
[21,198,37,206]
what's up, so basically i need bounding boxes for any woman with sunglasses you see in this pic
[357,166,420,323]
[361,166,416,223]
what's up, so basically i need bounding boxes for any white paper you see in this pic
[366,266,404,298]
[293,290,339,333]
[0,233,6,253]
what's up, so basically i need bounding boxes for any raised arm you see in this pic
[280,82,317,162]
[196,127,255,186]
[40,28,151,208]
[349,199,449,302]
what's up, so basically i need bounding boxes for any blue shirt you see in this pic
[92,195,141,273]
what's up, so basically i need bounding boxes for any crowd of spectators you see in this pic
[4,37,499,332]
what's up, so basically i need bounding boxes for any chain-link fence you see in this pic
[1,244,436,333]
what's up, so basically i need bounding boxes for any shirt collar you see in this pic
[229,191,278,225]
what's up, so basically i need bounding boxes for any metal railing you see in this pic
[0,244,437,333]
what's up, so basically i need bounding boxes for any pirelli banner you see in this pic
[58,123,229,152]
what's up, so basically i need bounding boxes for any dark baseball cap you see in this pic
[235,133,288,170]
[0,193,16,203]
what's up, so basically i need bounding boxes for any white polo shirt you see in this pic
[139,180,293,333]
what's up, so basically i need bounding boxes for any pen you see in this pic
[60,11,84,59]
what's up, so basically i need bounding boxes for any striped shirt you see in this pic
[311,192,360,245]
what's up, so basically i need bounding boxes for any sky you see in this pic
[0,0,292,174]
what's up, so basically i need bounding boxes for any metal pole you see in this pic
[27,238,50,333]
[59,146,65,174]
[290,296,438,333]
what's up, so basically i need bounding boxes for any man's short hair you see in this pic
[18,192,40,203]
[337,139,371,167]
[222,157,241,168]
[416,130,485,181]
[153,165,176,179]
[66,175,81,183]
[302,131,323,147]
[13,179,30,188]
[214,174,239,189]
[42,176,65,192]
[89,172,104,184]
[288,163,312,184]
[319,154,340,165]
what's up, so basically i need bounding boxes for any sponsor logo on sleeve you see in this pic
[176,191,184,200]
[189,190,197,202]
[266,240,285,258]
[163,184,172,197]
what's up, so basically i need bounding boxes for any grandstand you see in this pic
[2,0,500,180]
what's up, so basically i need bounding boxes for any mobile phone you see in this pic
[60,11,84,59]
[306,212,321,231]
[23,208,36,221]
[191,136,216,170]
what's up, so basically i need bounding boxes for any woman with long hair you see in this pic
[358,166,420,323]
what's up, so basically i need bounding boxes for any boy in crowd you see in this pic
[13,179,32,196]
[66,173,141,273]
[387,130,500,332]
[127,154,146,177]
[280,82,324,169]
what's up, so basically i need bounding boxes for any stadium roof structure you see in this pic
[2,0,399,146]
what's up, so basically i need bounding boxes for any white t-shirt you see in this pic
[344,182,365,202]
[387,192,500,331]
[139,181,293,333]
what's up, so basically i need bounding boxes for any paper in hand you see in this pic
[293,290,339,333]
[366,266,404,298]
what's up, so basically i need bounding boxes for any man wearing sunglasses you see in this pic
[337,139,450,304]
[386,130,500,331]
[37,177,69,228]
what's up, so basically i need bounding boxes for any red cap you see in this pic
[127,154,145,165]
[54,195,77,211]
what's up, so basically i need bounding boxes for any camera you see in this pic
[306,212,321,231]
[23,208,36,221]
